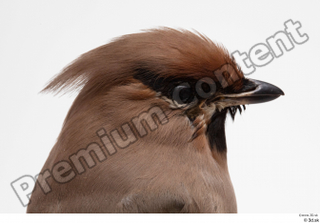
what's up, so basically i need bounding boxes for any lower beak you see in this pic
[221,78,284,105]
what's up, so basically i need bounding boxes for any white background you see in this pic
[0,0,319,214]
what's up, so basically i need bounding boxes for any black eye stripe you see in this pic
[134,66,249,103]
[133,66,199,101]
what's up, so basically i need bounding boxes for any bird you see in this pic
[27,28,284,213]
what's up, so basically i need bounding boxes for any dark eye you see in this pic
[179,86,193,103]
[172,84,194,105]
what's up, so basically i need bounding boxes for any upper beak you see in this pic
[221,78,284,105]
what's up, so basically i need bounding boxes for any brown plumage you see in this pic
[27,28,283,213]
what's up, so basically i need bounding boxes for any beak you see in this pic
[220,78,284,105]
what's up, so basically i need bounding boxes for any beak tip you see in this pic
[276,88,285,96]
[274,85,284,96]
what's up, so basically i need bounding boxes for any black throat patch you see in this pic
[206,109,228,153]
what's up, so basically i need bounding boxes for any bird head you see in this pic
[44,28,284,158]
